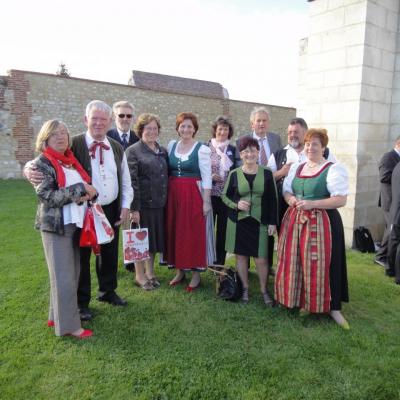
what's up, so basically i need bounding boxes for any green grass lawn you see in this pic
[1,179,400,400]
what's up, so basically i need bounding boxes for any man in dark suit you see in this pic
[107,100,139,272]
[107,100,139,150]
[235,106,283,271]
[376,137,400,268]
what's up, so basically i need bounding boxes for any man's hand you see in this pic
[115,208,130,226]
[23,161,44,185]
[130,211,140,224]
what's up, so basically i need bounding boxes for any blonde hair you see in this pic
[35,120,70,152]
[113,100,135,115]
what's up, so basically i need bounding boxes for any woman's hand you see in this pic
[268,225,276,236]
[130,211,140,224]
[296,200,313,211]
[287,196,298,207]
[203,201,212,216]
[212,173,223,182]
[83,183,98,200]
[237,200,251,211]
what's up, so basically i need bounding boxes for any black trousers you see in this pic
[376,209,390,261]
[211,196,228,265]
[78,200,120,308]
[388,224,400,280]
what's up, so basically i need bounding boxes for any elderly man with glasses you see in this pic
[107,101,139,151]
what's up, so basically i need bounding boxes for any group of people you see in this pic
[27,101,351,338]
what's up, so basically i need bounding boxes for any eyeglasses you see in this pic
[117,114,133,119]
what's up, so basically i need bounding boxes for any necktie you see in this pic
[89,141,110,165]
[259,137,267,166]
[121,133,128,150]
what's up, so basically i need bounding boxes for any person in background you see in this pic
[275,128,349,329]
[107,100,139,273]
[207,116,236,265]
[222,137,278,305]
[126,113,168,290]
[375,136,400,269]
[165,112,213,291]
[33,120,97,338]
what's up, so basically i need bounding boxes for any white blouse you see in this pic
[62,167,87,228]
[283,161,349,196]
[167,140,212,189]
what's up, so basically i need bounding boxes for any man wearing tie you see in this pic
[72,100,133,320]
[236,106,282,270]
[107,101,139,151]
[107,100,139,273]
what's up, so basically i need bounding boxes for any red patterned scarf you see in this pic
[42,147,91,187]
[275,207,332,313]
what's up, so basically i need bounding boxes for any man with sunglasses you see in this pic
[107,101,139,272]
[107,101,139,151]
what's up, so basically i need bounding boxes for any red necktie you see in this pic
[89,141,110,165]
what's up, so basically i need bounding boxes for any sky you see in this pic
[1,0,309,108]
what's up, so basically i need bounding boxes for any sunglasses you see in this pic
[117,114,133,119]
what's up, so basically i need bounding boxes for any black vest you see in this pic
[71,134,124,209]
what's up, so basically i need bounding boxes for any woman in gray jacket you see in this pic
[126,113,168,290]
[34,120,97,338]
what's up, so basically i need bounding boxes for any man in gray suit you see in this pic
[236,106,282,166]
[236,106,283,271]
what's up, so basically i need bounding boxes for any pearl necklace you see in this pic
[306,159,325,169]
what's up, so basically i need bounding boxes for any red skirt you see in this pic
[165,176,207,269]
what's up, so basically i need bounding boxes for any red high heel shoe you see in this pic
[185,282,201,292]
[65,329,93,339]
[169,275,186,286]
[47,320,55,327]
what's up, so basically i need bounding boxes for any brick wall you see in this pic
[0,69,295,178]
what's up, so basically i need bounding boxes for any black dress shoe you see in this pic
[385,269,395,277]
[97,292,127,306]
[79,307,93,321]
[125,263,135,272]
[374,258,388,268]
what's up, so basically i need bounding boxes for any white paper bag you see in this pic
[92,203,114,245]
[122,226,150,263]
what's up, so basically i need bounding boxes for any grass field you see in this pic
[1,179,400,400]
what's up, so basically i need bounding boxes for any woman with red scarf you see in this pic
[33,120,97,339]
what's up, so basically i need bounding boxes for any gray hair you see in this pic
[250,106,270,123]
[112,100,135,116]
[85,100,112,118]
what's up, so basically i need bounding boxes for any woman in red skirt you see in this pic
[165,112,213,291]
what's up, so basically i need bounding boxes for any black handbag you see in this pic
[208,265,243,301]
[353,226,376,253]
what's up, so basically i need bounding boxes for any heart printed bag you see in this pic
[122,223,150,263]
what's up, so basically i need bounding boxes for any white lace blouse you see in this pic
[283,162,349,196]
[167,140,212,189]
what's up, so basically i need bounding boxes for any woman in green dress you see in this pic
[275,128,349,329]
[221,137,278,305]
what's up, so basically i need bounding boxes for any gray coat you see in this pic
[34,155,86,235]
[235,132,282,166]
[126,140,168,210]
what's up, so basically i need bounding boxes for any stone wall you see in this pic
[298,0,400,245]
[0,69,295,178]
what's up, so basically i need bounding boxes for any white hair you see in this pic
[85,100,112,118]
[250,106,270,123]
